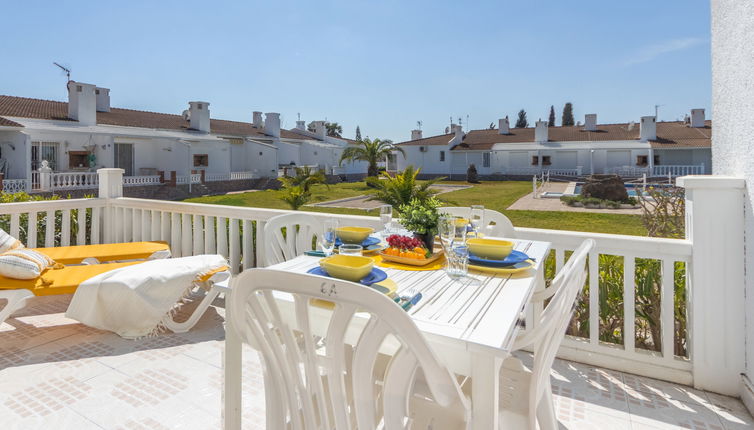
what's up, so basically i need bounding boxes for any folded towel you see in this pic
[65,255,229,338]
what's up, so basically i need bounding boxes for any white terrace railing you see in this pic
[606,166,650,177]
[123,175,162,187]
[51,172,99,190]
[0,169,744,396]
[506,167,582,177]
[653,164,705,177]
[204,171,256,182]
[176,174,202,185]
[2,179,31,193]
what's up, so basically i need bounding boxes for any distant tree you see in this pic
[562,102,575,126]
[515,109,529,128]
[326,122,343,137]
[355,125,362,141]
[339,137,405,177]
[489,122,496,129]
[548,105,556,127]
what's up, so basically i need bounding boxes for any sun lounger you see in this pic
[33,241,171,265]
[0,257,229,334]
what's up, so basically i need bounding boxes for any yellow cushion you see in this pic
[34,241,170,265]
[0,261,141,296]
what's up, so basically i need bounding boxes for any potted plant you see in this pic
[398,197,441,249]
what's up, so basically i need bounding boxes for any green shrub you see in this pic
[280,186,310,210]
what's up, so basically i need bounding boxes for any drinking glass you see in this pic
[453,218,468,245]
[380,205,393,234]
[322,219,338,256]
[446,244,469,280]
[339,244,363,256]
[438,216,455,253]
[470,205,485,238]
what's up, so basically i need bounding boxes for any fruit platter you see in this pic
[379,234,444,266]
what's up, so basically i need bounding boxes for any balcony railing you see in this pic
[506,167,583,176]
[0,169,744,396]
[2,179,31,193]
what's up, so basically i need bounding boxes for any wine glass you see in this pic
[470,205,485,238]
[380,205,393,234]
[322,219,338,256]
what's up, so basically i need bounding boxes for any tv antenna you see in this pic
[53,62,71,81]
[416,120,422,130]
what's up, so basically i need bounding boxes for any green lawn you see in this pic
[185,181,648,236]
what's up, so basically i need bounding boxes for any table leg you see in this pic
[471,352,504,430]
[224,302,242,430]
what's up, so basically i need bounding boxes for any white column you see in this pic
[38,161,52,192]
[98,168,125,244]
[98,168,124,199]
[677,175,745,395]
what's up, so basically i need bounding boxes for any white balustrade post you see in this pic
[38,161,52,192]
[677,175,746,395]
[98,168,125,244]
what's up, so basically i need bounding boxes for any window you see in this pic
[68,151,90,169]
[31,141,59,171]
[653,155,660,165]
[531,156,539,166]
[193,154,209,167]
[637,155,648,166]
[542,156,552,166]
[483,152,491,168]
[440,151,445,162]
[259,151,263,156]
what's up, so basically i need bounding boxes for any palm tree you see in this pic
[339,137,405,177]
[366,165,444,209]
[326,122,343,137]
[277,166,328,192]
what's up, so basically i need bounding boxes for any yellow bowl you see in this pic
[336,226,374,244]
[319,254,374,282]
[467,238,514,260]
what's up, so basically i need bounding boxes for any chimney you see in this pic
[264,112,281,138]
[498,117,510,134]
[188,101,210,132]
[312,121,326,139]
[640,116,657,141]
[584,114,597,131]
[252,111,264,128]
[67,81,97,125]
[411,129,423,140]
[449,125,464,148]
[534,120,549,142]
[295,120,306,130]
[95,87,110,112]
[690,108,705,127]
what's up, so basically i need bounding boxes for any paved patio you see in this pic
[507,182,645,215]
[1,294,751,429]
[309,184,472,210]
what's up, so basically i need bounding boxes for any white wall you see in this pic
[397,145,450,175]
[277,141,301,167]
[0,131,29,179]
[710,0,754,395]
[190,140,231,175]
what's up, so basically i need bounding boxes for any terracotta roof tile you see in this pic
[0,117,22,127]
[0,95,309,140]
[398,120,711,150]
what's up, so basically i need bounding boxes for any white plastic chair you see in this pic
[497,238,594,429]
[263,213,323,266]
[439,207,516,238]
[227,268,471,429]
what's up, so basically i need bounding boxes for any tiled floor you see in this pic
[1,295,751,429]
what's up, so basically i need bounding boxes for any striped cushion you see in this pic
[0,249,56,280]
[0,228,24,253]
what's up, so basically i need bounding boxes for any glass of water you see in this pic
[438,215,455,253]
[380,205,393,234]
[446,244,469,280]
[339,244,363,256]
[322,219,338,256]
[453,217,468,245]
[470,205,485,238]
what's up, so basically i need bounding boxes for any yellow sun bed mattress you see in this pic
[0,262,142,296]
[32,241,170,265]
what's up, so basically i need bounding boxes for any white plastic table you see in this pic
[224,238,551,430]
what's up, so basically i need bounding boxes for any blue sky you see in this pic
[0,0,710,142]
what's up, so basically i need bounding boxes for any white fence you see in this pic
[606,166,650,177]
[123,175,162,187]
[176,174,202,185]
[2,179,30,193]
[0,169,743,394]
[607,164,705,177]
[204,171,256,182]
[506,167,582,176]
[51,172,99,190]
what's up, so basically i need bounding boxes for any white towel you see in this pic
[65,254,229,338]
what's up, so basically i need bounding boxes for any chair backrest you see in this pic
[228,268,470,429]
[439,207,515,238]
[528,239,593,425]
[263,213,323,266]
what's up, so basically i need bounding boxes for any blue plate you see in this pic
[307,266,388,286]
[468,250,530,267]
[335,236,381,248]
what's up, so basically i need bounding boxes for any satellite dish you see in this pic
[182,110,191,121]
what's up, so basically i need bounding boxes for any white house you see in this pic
[396,111,711,178]
[0,81,369,191]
